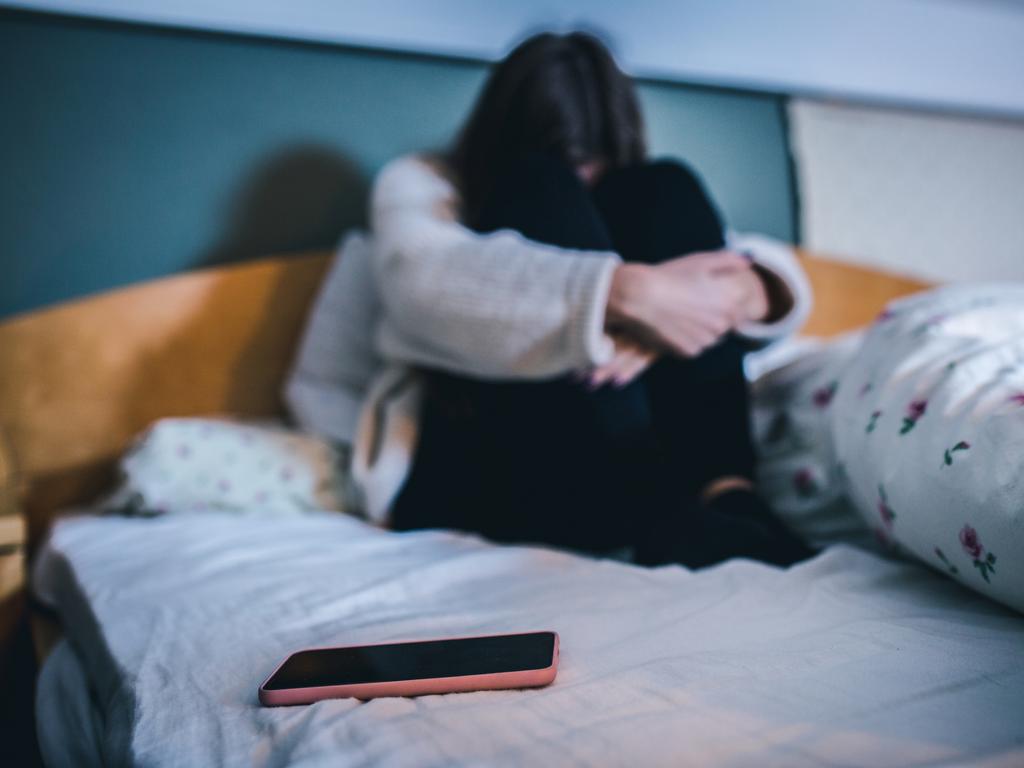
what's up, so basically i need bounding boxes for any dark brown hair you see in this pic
[447,31,647,228]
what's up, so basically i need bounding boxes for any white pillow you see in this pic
[831,284,1024,613]
[750,334,874,550]
[104,418,349,516]
[284,230,380,444]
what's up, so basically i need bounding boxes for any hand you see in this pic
[724,263,770,323]
[606,250,752,357]
[585,335,658,389]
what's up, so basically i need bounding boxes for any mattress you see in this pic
[33,511,1024,767]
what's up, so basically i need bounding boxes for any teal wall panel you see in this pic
[0,10,795,318]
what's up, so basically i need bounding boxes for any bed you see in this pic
[32,510,1024,766]
[4,249,1024,766]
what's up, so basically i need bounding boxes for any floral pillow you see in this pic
[750,334,874,550]
[830,284,1024,613]
[103,418,350,517]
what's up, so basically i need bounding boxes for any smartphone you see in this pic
[258,630,559,706]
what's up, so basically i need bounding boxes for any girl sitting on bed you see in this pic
[366,31,815,568]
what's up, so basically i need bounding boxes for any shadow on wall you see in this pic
[202,144,369,267]
[0,146,364,542]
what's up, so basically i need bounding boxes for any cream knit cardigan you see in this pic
[287,154,813,522]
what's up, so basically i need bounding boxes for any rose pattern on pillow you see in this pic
[941,440,970,467]
[958,524,998,583]
[749,333,874,551]
[899,399,928,435]
[830,283,1024,613]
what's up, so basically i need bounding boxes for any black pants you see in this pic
[391,150,802,567]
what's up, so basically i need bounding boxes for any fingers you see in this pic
[586,361,617,389]
[668,292,736,338]
[669,249,751,274]
[655,299,738,357]
[610,250,756,361]
[676,265,754,330]
[652,315,714,357]
[665,327,719,358]
[586,340,658,388]
[696,302,735,336]
[614,344,656,384]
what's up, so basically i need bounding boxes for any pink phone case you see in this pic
[258,631,560,706]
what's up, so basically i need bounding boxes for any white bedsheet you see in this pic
[33,511,1024,767]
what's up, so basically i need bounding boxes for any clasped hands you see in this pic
[588,250,770,388]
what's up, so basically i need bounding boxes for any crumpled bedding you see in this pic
[33,511,1024,767]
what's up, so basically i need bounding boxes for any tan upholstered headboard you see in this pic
[797,251,931,337]
[0,249,930,548]
[0,252,331,548]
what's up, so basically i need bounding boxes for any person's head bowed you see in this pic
[449,31,647,227]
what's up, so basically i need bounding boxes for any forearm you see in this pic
[370,153,623,378]
[373,226,620,377]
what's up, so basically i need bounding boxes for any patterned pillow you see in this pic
[750,334,874,550]
[830,284,1024,613]
[103,418,350,516]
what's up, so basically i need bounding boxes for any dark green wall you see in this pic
[0,10,795,319]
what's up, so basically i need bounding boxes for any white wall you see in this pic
[789,99,1024,283]
[7,0,1024,118]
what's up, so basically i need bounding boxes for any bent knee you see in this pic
[641,158,706,197]
[597,157,710,210]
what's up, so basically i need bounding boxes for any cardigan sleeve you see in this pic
[368,154,812,378]
[368,154,621,378]
[726,231,813,344]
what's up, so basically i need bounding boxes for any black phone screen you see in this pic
[263,632,556,690]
